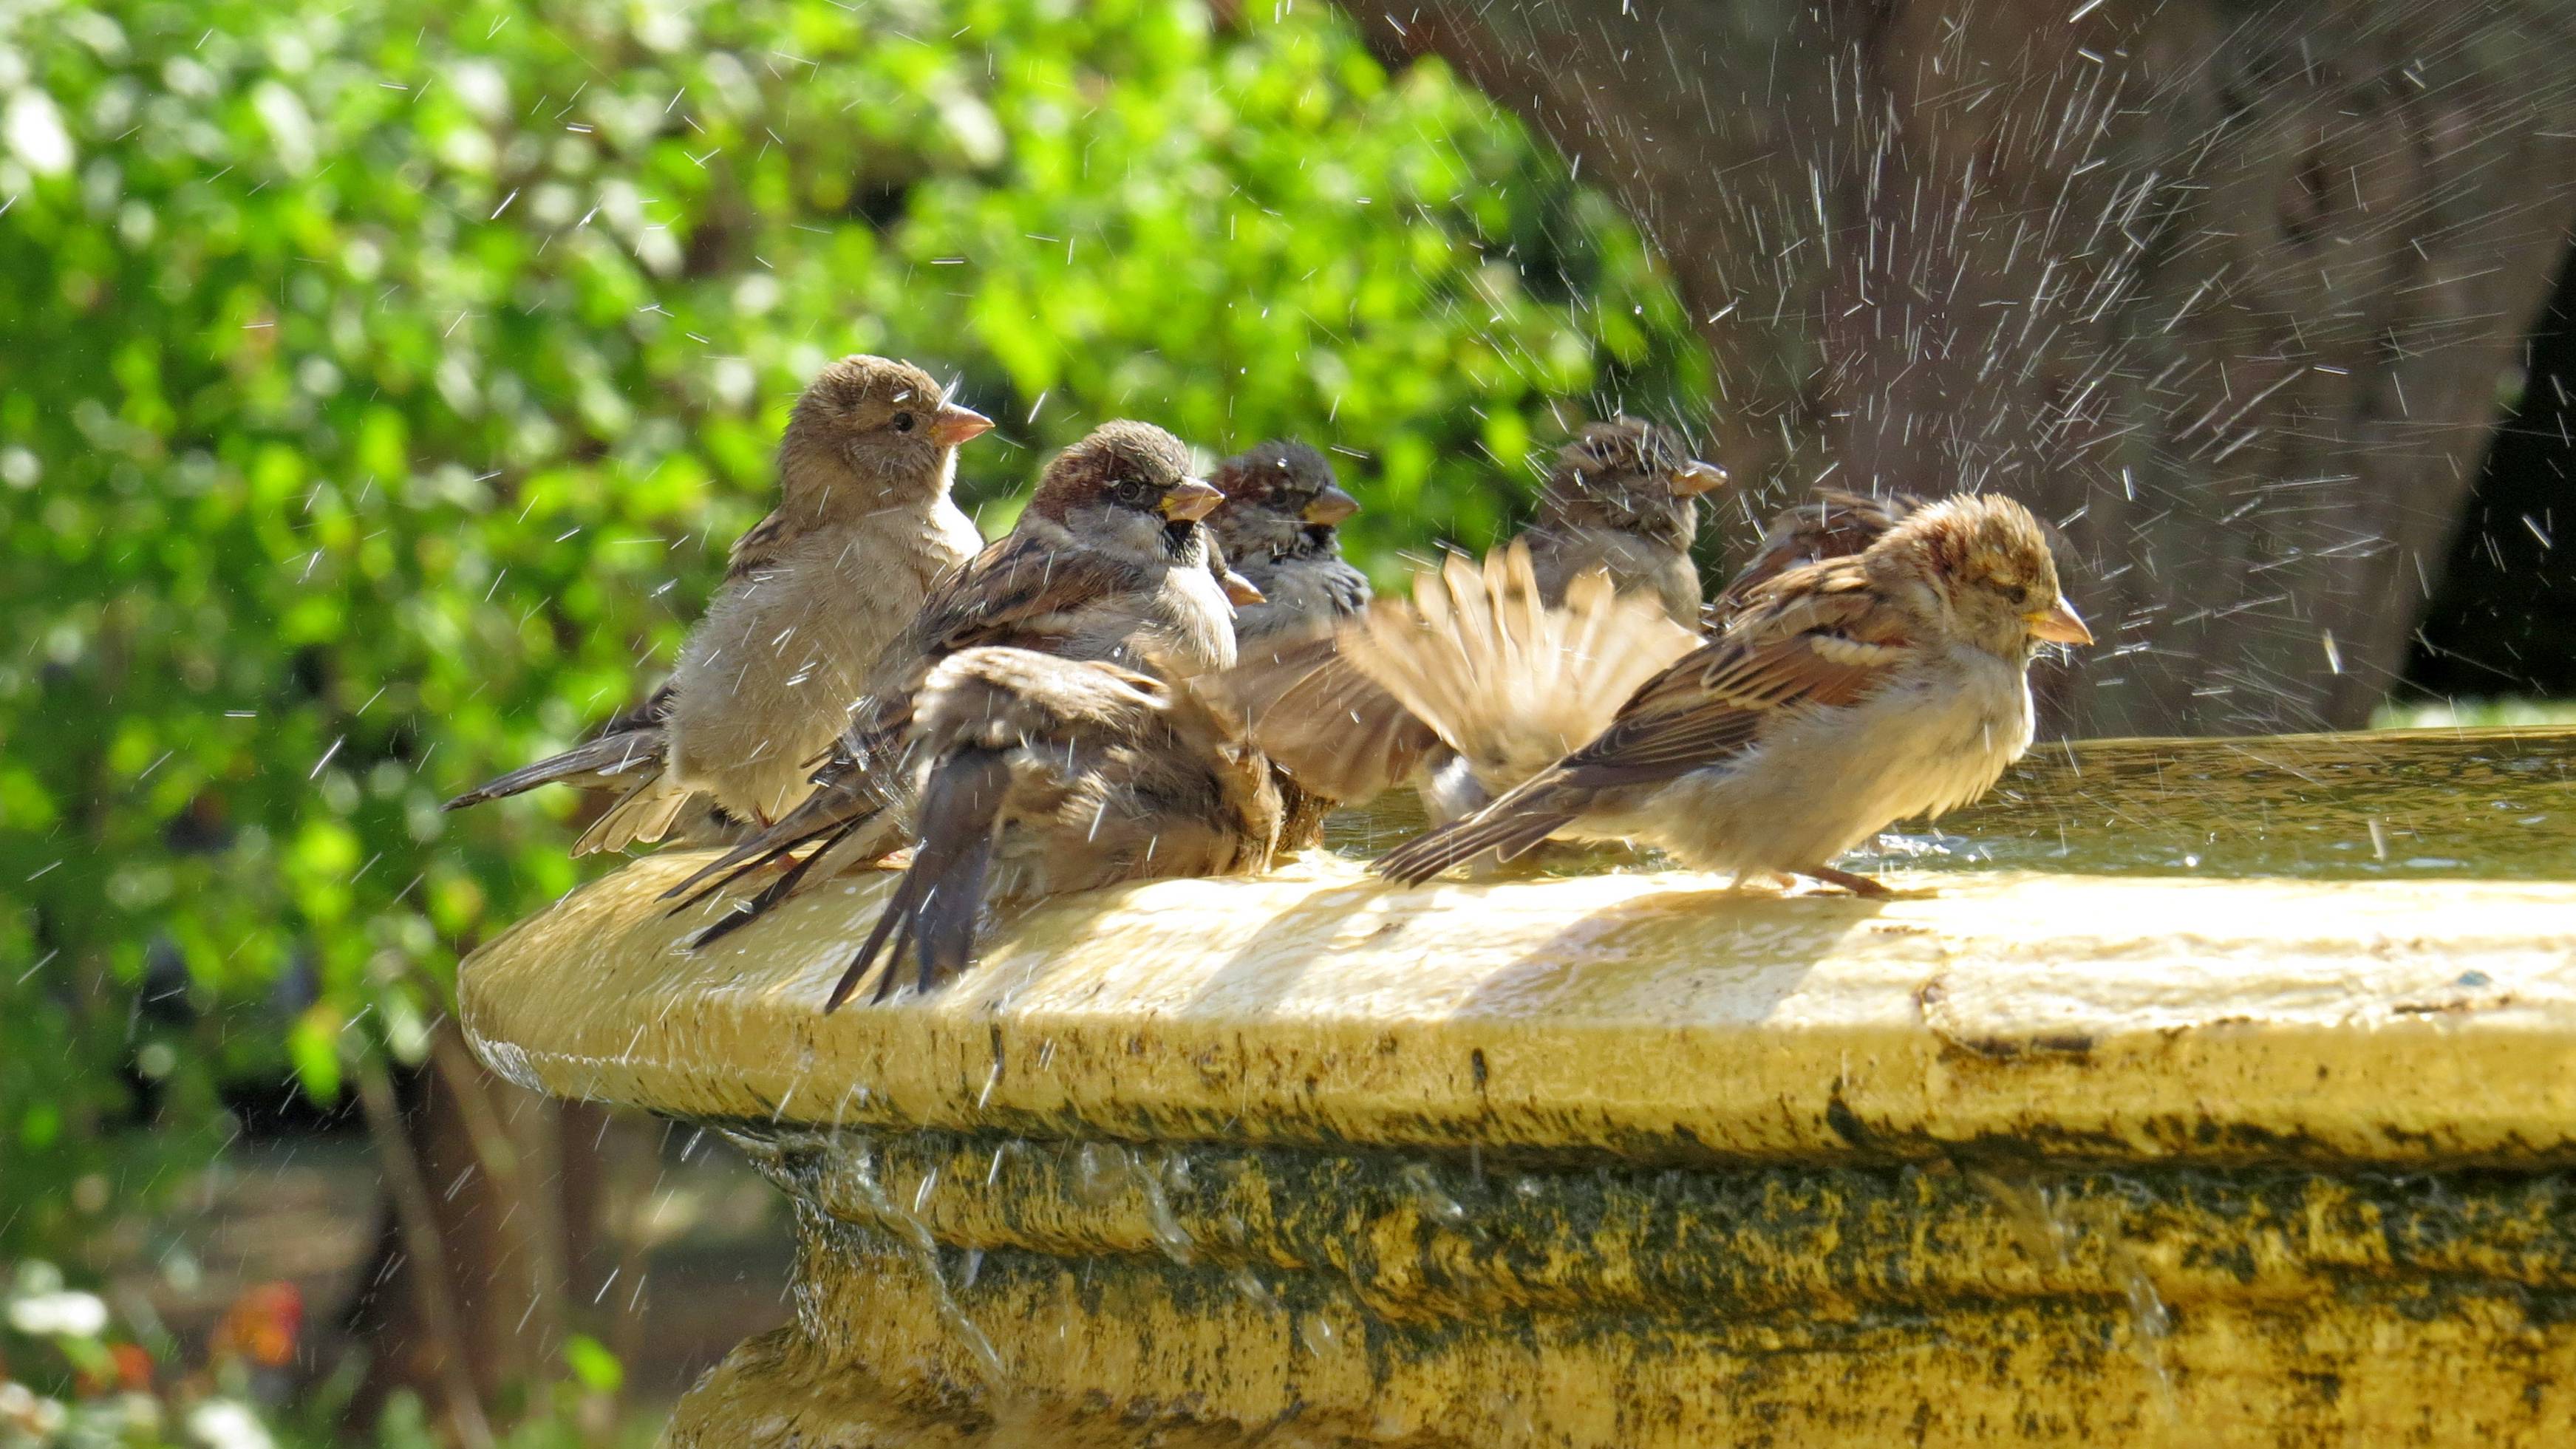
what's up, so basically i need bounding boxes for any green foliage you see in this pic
[0,0,1703,1258]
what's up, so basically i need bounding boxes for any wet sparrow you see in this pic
[1374,493,2091,894]
[1208,439,1370,645]
[445,355,991,850]
[1519,417,1728,627]
[1207,439,1371,845]
[825,646,1279,1009]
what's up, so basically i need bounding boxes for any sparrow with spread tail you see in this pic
[1216,417,1720,828]
[1520,417,1728,627]
[825,646,1280,1009]
[1374,493,2092,895]
[1207,440,1371,846]
[661,420,1239,936]
[443,355,992,851]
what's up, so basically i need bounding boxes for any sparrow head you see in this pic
[1536,417,1728,550]
[1210,440,1360,563]
[780,355,992,511]
[1868,492,2092,659]
[1028,420,1221,567]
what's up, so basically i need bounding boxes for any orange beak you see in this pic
[1220,568,1267,607]
[1162,478,1224,522]
[927,403,993,449]
[2025,596,2093,645]
[1671,460,1729,496]
[1302,484,1361,526]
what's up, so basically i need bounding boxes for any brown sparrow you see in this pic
[1207,440,1370,845]
[825,646,1279,1009]
[662,420,1236,934]
[445,355,991,850]
[1519,417,1728,627]
[1374,493,2092,894]
[1207,440,1370,645]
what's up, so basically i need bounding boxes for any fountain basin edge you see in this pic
[460,848,2576,1445]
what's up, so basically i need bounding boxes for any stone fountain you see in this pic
[461,726,2576,1446]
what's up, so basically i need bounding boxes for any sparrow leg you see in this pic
[1800,864,1895,899]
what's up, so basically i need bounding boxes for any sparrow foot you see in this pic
[1800,864,1904,899]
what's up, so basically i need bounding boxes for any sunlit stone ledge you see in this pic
[457,774,2576,1445]
[464,853,2576,1168]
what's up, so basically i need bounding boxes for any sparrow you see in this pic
[1207,439,1371,846]
[1207,440,1370,645]
[825,645,1280,1009]
[661,420,1237,935]
[1519,417,1728,627]
[444,355,992,851]
[1374,493,2093,895]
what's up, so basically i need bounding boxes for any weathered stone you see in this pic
[460,728,2576,1445]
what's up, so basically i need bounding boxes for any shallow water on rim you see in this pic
[1322,726,2576,882]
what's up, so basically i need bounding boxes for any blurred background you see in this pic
[4,0,2572,1442]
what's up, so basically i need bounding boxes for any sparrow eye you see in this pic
[1111,479,1151,506]
[891,412,916,432]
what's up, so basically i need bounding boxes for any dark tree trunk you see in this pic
[341,1024,656,1442]
[1343,0,2576,733]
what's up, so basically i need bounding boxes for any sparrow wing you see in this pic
[847,532,1163,738]
[1552,560,1912,789]
[722,509,797,585]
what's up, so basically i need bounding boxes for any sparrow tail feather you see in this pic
[1373,806,1578,886]
[829,747,1012,1011]
[684,816,865,952]
[443,728,667,810]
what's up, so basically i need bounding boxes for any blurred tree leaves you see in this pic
[0,0,1703,1257]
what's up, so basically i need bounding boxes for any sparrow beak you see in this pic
[927,404,993,449]
[1670,460,1729,497]
[2025,596,2093,645]
[1301,484,1361,526]
[1162,477,1224,522]
[1220,569,1267,607]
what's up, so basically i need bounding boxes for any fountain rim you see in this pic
[460,818,2576,1172]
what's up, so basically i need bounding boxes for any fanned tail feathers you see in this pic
[1340,542,1696,799]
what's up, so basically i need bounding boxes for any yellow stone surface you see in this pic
[457,732,2576,1445]
[465,853,2576,1167]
